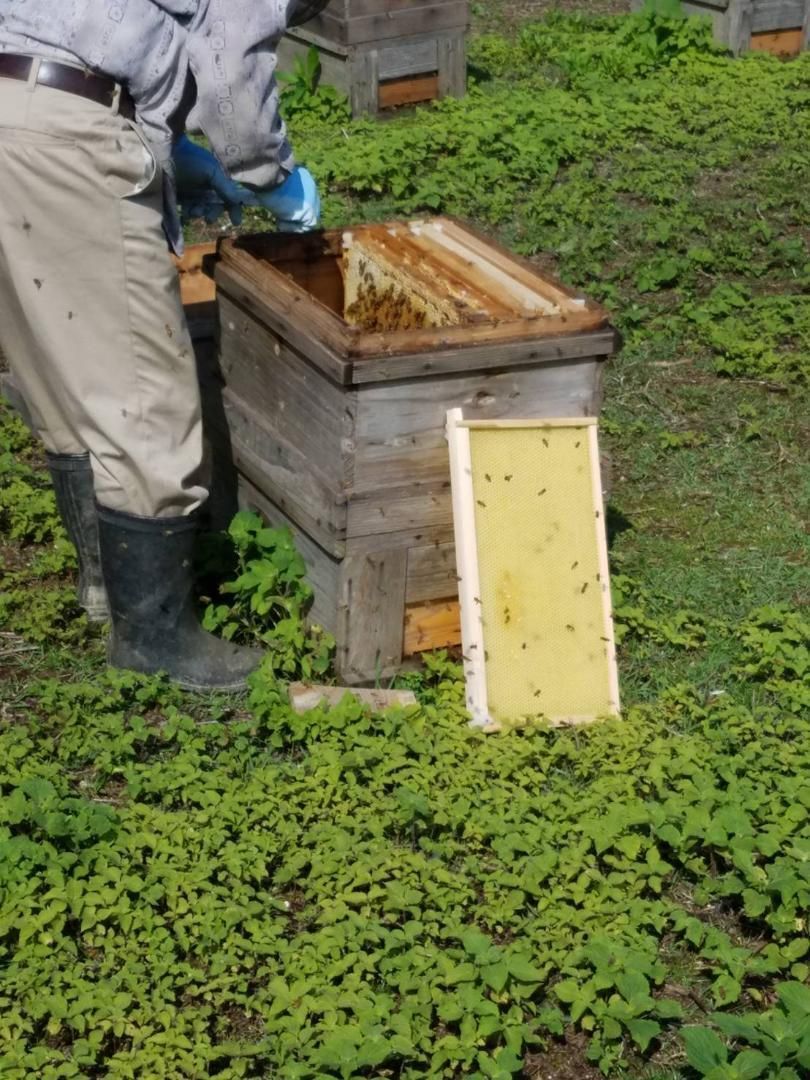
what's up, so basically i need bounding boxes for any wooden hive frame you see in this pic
[278,0,469,116]
[210,218,619,683]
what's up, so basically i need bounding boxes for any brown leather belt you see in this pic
[0,53,135,120]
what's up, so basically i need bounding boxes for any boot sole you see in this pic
[106,655,254,694]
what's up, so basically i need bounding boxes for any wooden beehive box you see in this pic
[212,218,619,683]
[632,0,809,56]
[278,0,468,115]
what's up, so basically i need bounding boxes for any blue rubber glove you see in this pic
[172,135,252,226]
[254,166,321,232]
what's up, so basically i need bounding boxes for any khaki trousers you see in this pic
[0,73,207,518]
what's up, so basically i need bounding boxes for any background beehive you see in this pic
[632,0,810,56]
[278,0,469,115]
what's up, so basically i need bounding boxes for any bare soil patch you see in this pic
[472,0,631,34]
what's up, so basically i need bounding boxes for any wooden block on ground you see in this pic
[289,682,418,713]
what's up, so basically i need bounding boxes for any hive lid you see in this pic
[213,217,615,381]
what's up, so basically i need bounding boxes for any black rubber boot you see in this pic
[96,504,263,691]
[46,452,109,623]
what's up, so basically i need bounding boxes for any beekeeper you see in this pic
[0,1,328,690]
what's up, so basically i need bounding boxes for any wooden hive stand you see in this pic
[633,0,810,56]
[209,218,620,684]
[278,0,469,116]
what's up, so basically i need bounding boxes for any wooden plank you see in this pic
[345,522,455,554]
[349,316,612,364]
[229,229,345,263]
[346,479,453,538]
[217,294,355,492]
[171,242,218,339]
[588,424,621,716]
[307,3,468,45]
[173,242,217,307]
[283,24,351,58]
[750,0,805,32]
[437,32,467,98]
[224,389,348,555]
[337,550,408,682]
[351,357,605,491]
[728,0,754,53]
[406,541,458,603]
[403,597,461,655]
[289,682,417,713]
[439,217,590,308]
[232,437,346,558]
[349,329,616,383]
[446,407,487,721]
[349,47,379,116]
[378,38,439,78]
[286,23,464,67]
[461,417,598,429]
[237,475,341,634]
[379,72,439,108]
[214,254,354,383]
[404,223,565,317]
[749,26,804,52]
[216,242,351,347]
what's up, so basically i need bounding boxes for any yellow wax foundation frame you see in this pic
[446,410,620,729]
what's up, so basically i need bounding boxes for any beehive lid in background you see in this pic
[212,217,611,372]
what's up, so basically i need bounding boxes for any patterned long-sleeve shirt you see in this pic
[0,0,297,191]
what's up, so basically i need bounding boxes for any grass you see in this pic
[2,6,810,1079]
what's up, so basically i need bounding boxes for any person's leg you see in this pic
[0,79,206,517]
[46,452,108,622]
[0,79,112,620]
[0,78,260,686]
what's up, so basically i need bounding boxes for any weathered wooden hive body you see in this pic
[632,0,810,56]
[213,218,619,683]
[278,0,468,115]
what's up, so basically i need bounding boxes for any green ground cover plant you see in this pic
[1,5,809,1078]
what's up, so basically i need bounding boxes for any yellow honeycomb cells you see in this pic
[467,423,616,725]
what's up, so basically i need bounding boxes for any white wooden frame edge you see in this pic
[446,408,492,728]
